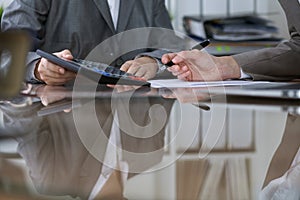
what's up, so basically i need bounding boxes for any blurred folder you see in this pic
[183,15,279,41]
[183,15,281,55]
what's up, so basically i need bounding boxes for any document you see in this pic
[149,79,270,88]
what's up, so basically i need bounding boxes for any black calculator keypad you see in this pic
[73,58,132,77]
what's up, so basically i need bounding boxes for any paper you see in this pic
[149,79,270,88]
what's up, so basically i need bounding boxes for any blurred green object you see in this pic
[0,6,3,22]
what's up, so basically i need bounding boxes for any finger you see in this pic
[40,96,49,106]
[43,79,70,86]
[107,84,116,88]
[37,68,62,82]
[55,49,73,60]
[112,85,126,93]
[134,68,146,78]
[62,51,73,60]
[167,65,181,73]
[129,76,147,82]
[40,58,66,75]
[161,94,174,99]
[171,55,185,64]
[175,66,189,75]
[142,72,154,80]
[63,109,72,113]
[177,71,191,81]
[181,65,189,72]
[58,71,76,79]
[161,53,177,64]
[120,61,133,72]
[126,65,140,75]
[40,74,75,86]
[37,65,75,85]
[170,70,180,76]
[40,95,63,106]
[109,84,138,93]
[122,85,135,91]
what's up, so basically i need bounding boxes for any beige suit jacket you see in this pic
[233,0,300,81]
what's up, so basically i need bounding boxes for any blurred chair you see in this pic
[0,31,29,157]
[0,31,35,199]
[0,31,29,99]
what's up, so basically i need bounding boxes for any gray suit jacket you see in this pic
[233,0,300,81]
[1,0,174,83]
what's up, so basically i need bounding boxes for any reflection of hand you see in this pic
[107,84,156,96]
[161,50,241,81]
[35,49,76,85]
[161,88,210,103]
[120,57,158,80]
[107,84,143,93]
[36,85,68,106]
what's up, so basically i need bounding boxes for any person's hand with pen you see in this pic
[161,40,242,82]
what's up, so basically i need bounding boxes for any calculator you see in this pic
[36,49,151,86]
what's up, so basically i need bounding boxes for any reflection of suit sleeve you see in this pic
[259,114,300,199]
[260,147,300,200]
[0,102,104,199]
[17,111,103,199]
[233,0,300,81]
[117,97,174,174]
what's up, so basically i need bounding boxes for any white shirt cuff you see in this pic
[240,68,252,79]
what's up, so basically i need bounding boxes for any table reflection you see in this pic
[0,89,173,199]
[0,84,299,200]
[259,115,300,200]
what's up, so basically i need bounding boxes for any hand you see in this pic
[120,57,158,80]
[35,49,77,85]
[161,50,241,81]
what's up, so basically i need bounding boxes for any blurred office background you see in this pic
[1,0,289,39]
[165,0,289,39]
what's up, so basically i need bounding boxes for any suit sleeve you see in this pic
[152,0,173,29]
[232,0,300,81]
[138,0,186,77]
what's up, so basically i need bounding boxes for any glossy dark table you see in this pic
[0,83,299,200]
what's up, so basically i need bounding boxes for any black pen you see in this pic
[164,39,210,67]
[192,102,210,111]
[191,39,210,51]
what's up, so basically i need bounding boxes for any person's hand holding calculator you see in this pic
[36,49,151,86]
[35,49,76,85]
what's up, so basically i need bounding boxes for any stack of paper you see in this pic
[149,79,270,88]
